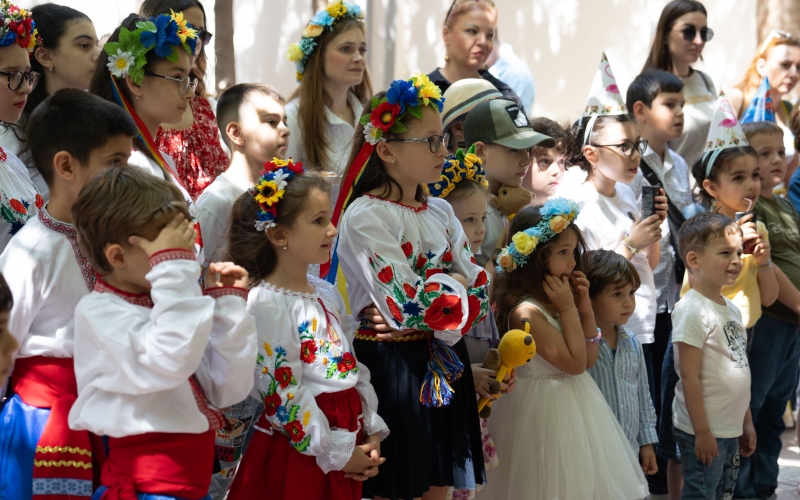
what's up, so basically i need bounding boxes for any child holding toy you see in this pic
[483,200,649,500]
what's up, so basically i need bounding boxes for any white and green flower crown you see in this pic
[496,198,580,274]
[286,1,364,83]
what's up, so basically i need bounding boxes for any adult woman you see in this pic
[428,0,523,115]
[285,0,371,186]
[140,0,227,199]
[0,3,98,197]
[727,31,800,182]
[643,0,715,168]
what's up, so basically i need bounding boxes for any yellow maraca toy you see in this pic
[477,319,536,418]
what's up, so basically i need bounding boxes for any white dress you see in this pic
[482,297,649,500]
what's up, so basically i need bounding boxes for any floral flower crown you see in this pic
[362,73,445,146]
[496,198,580,274]
[427,144,488,198]
[0,2,40,53]
[104,11,198,85]
[251,158,305,232]
[287,0,364,82]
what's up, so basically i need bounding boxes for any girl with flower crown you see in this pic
[225,160,388,500]
[484,202,649,499]
[336,74,489,500]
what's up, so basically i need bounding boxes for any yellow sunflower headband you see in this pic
[251,158,305,232]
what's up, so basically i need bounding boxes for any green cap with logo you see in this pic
[463,98,556,149]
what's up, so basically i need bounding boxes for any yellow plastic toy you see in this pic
[477,319,536,417]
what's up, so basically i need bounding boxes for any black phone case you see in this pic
[641,186,659,219]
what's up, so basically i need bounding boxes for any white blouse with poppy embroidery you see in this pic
[338,195,490,345]
[0,145,41,253]
[248,276,389,474]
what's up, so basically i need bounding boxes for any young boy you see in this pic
[586,249,658,476]
[441,78,502,153]
[0,273,16,389]
[463,98,555,266]
[196,83,289,265]
[673,213,756,499]
[523,117,571,202]
[67,166,256,499]
[0,89,137,499]
[736,121,800,499]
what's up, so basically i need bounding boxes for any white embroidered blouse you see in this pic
[0,145,41,253]
[68,250,257,437]
[337,195,490,345]
[248,276,389,474]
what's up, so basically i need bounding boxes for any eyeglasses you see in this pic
[197,29,213,46]
[591,139,648,157]
[144,72,198,96]
[387,133,450,153]
[758,28,796,55]
[0,70,40,92]
[673,24,714,43]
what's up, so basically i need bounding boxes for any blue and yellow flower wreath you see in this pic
[251,158,306,232]
[427,144,488,198]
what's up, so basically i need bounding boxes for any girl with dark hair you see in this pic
[643,0,716,168]
[0,2,97,197]
[139,0,228,199]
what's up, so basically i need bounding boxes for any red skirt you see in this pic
[228,388,363,500]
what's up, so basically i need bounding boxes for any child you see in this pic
[736,121,800,499]
[571,54,667,411]
[198,83,288,266]
[462,97,555,266]
[226,160,388,500]
[441,78,502,153]
[0,273,16,389]
[586,249,658,475]
[67,166,257,499]
[484,201,648,499]
[524,117,572,202]
[337,75,489,500]
[672,212,757,499]
[0,3,43,252]
[0,89,136,499]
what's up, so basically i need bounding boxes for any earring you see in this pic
[711,198,717,210]
[444,54,450,62]
[283,246,287,250]
[48,67,53,72]
[391,159,396,164]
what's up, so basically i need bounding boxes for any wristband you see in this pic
[585,328,602,344]
[622,236,640,255]
[757,260,773,272]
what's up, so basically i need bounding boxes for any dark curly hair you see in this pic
[691,146,757,204]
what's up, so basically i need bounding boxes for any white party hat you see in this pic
[703,91,749,176]
[581,52,627,144]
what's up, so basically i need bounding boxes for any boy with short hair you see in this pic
[0,273,16,389]
[673,213,756,499]
[0,89,138,499]
[197,83,289,265]
[525,117,572,201]
[441,78,502,153]
[68,166,256,499]
[586,249,658,477]
[463,98,555,266]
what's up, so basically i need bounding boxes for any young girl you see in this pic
[226,159,388,500]
[484,201,649,500]
[337,75,489,500]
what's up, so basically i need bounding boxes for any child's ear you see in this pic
[34,47,53,71]
[451,120,464,137]
[124,74,143,99]
[702,178,719,199]
[266,225,288,249]
[52,151,76,181]
[474,141,486,161]
[375,141,395,164]
[583,144,599,165]
[104,243,127,270]
[685,250,700,271]
[226,122,245,147]
[632,101,648,122]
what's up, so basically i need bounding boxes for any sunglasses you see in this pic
[387,133,450,153]
[197,29,213,46]
[758,28,796,55]
[673,24,714,43]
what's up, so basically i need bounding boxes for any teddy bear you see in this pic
[490,185,534,263]
[478,319,536,418]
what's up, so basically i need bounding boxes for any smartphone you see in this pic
[641,185,660,220]
[735,211,758,254]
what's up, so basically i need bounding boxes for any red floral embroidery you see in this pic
[0,146,7,162]
[442,251,453,263]
[462,294,482,334]
[338,352,356,373]
[377,266,394,284]
[284,420,306,443]
[9,199,25,215]
[425,268,444,279]
[34,193,43,210]
[474,270,488,288]
[424,294,463,331]
[401,241,414,258]
[403,283,416,298]
[415,254,427,269]
[274,366,293,388]
[300,340,317,363]
[424,283,441,293]
[386,296,403,322]
[470,255,477,264]
[263,392,281,416]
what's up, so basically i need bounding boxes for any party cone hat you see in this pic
[582,52,627,118]
[705,91,749,152]
[740,77,776,124]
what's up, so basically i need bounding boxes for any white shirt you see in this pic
[672,289,751,438]
[248,276,389,473]
[0,126,48,199]
[195,174,245,265]
[0,146,41,254]
[487,42,536,113]
[285,92,363,176]
[0,208,94,359]
[68,252,257,437]
[478,203,504,268]
[571,182,657,344]
[669,70,716,170]
[338,196,490,345]
[627,146,693,312]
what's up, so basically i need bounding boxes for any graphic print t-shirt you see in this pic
[672,288,751,438]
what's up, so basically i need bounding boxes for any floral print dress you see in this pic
[0,145,40,253]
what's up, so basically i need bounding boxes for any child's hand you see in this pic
[129,214,196,257]
[654,189,668,223]
[501,367,518,394]
[205,262,249,289]
[342,434,385,480]
[363,305,400,341]
[543,274,576,313]
[569,271,592,316]
[639,444,658,475]
[471,363,499,399]
[694,429,719,466]
[628,214,662,250]
[739,422,757,457]
[739,217,771,264]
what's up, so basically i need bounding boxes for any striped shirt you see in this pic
[588,325,658,452]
